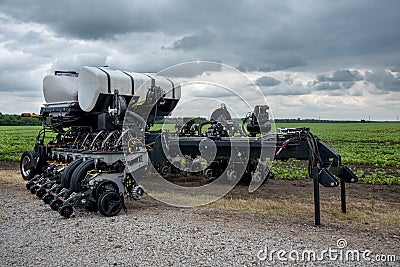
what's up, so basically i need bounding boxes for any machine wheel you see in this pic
[70,160,95,193]
[26,181,35,191]
[93,180,119,200]
[49,198,63,211]
[30,185,39,194]
[97,191,123,217]
[59,205,74,218]
[61,158,83,189]
[36,188,46,198]
[42,193,54,204]
[20,150,37,180]
[53,187,63,194]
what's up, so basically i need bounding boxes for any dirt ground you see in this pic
[2,160,399,228]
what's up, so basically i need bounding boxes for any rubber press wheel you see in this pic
[60,158,83,189]
[59,205,74,218]
[97,191,123,217]
[93,180,119,200]
[70,160,95,193]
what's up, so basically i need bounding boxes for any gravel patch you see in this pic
[0,182,399,266]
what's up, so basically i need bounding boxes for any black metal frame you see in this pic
[24,78,358,223]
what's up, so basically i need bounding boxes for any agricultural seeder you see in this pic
[20,66,357,225]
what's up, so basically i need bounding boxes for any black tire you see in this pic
[36,188,46,198]
[60,158,83,189]
[20,150,38,180]
[93,180,119,200]
[59,205,74,218]
[26,182,35,191]
[49,198,63,211]
[30,185,39,194]
[42,193,54,204]
[70,160,95,193]
[97,191,123,217]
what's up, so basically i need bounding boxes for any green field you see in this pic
[1,123,399,184]
[273,122,400,185]
[0,126,42,162]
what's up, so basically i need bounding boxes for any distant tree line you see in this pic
[0,113,41,126]
[156,117,375,124]
[275,118,363,123]
[1,112,395,126]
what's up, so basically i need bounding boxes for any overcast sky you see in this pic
[0,0,399,120]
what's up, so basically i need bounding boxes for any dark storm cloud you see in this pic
[254,76,281,87]
[2,0,400,72]
[1,0,400,118]
[0,0,158,39]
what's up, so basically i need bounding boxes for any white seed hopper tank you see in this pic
[43,71,78,103]
[42,66,181,112]
[78,66,180,112]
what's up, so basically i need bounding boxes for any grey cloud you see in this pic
[365,70,400,92]
[390,67,400,72]
[170,30,217,51]
[17,31,44,44]
[2,1,400,72]
[341,81,355,89]
[312,69,363,92]
[159,61,222,78]
[328,91,345,96]
[384,94,400,101]
[331,70,362,82]
[284,77,294,85]
[0,1,158,40]
[52,54,108,71]
[261,85,310,96]
[313,68,400,94]
[317,70,362,82]
[237,55,306,72]
[0,70,43,94]
[255,76,281,87]
[315,82,342,91]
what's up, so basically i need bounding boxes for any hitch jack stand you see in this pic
[313,168,347,226]
[312,168,321,226]
[341,177,346,214]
